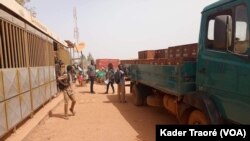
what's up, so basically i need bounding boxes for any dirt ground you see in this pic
[23,82,178,141]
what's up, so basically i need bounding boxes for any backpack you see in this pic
[114,70,121,84]
[109,70,115,81]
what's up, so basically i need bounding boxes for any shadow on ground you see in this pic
[48,112,75,120]
[105,92,179,141]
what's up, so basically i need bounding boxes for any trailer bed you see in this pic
[128,61,196,96]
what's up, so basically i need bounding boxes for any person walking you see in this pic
[87,60,96,94]
[104,63,115,94]
[116,64,126,103]
[57,65,76,119]
[55,60,62,92]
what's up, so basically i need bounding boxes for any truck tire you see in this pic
[147,95,163,107]
[188,110,209,125]
[179,108,193,124]
[132,84,144,106]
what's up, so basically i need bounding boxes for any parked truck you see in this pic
[121,0,250,124]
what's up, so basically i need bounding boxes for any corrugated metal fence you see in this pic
[0,66,57,138]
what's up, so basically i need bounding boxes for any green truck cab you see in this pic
[124,0,250,124]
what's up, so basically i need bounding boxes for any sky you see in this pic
[26,0,218,60]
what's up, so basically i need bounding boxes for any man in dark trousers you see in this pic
[104,63,115,94]
[87,60,96,94]
[57,65,76,119]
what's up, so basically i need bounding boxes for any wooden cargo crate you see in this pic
[175,46,184,58]
[121,60,135,65]
[133,59,138,64]
[125,60,136,64]
[168,43,198,60]
[120,60,127,64]
[155,49,168,59]
[138,50,155,59]
[182,43,198,59]
[138,60,144,64]
[154,59,168,65]
[168,45,185,59]
[168,47,177,59]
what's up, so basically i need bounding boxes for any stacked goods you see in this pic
[96,59,120,70]
[120,60,137,65]
[122,43,198,65]
[138,50,155,59]
[169,43,198,59]
[155,48,168,59]
[121,59,154,65]
[182,43,198,59]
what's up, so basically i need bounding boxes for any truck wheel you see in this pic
[179,108,192,124]
[188,110,209,125]
[132,84,144,106]
[147,95,163,107]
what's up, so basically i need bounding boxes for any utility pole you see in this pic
[73,7,80,58]
[73,7,84,68]
[73,7,79,44]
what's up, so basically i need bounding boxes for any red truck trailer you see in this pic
[96,59,120,70]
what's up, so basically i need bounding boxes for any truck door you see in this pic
[197,4,250,124]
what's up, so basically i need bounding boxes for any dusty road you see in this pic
[23,82,178,141]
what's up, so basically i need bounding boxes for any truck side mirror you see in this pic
[214,15,232,50]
